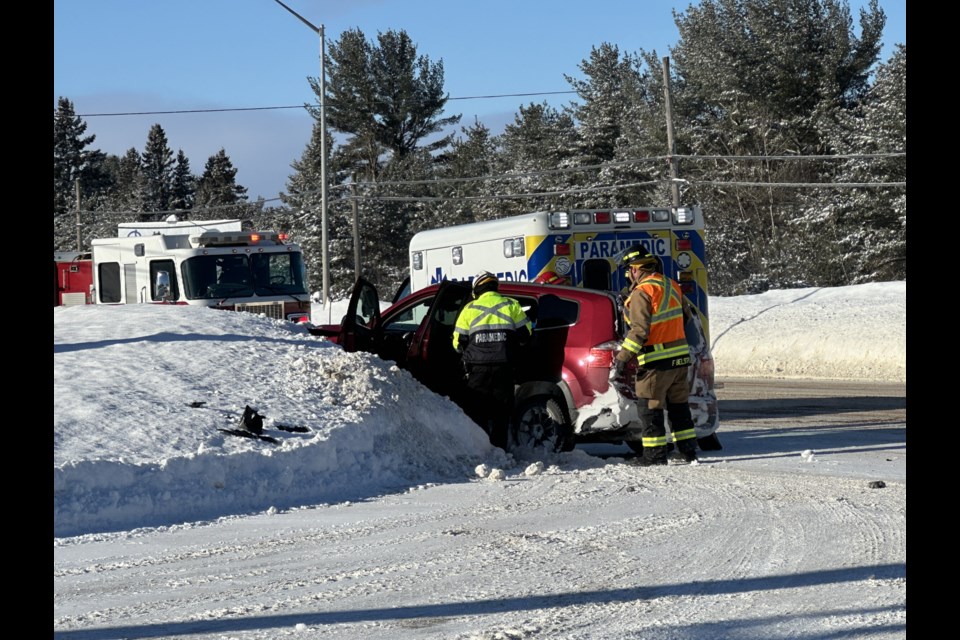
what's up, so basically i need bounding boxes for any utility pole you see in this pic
[273,0,329,317]
[75,179,82,251]
[351,174,361,279]
[661,57,681,208]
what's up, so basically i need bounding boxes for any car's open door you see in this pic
[391,275,411,305]
[514,293,578,384]
[405,280,472,401]
[337,277,382,353]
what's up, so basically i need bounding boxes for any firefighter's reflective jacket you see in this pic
[453,291,532,365]
[620,272,691,369]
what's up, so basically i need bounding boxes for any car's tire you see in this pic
[511,396,574,454]
[697,433,723,451]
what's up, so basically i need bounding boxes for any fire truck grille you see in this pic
[235,301,285,320]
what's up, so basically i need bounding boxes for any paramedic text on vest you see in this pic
[452,271,533,450]
[611,245,699,466]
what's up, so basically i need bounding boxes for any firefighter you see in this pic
[453,271,533,449]
[611,245,699,465]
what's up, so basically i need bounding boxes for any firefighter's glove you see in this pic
[609,359,626,382]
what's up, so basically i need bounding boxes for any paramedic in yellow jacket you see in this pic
[453,271,532,449]
[611,245,699,465]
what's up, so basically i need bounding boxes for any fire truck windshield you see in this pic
[182,252,308,300]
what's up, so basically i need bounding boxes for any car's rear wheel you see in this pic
[511,396,574,454]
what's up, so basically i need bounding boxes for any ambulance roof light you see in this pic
[673,207,695,225]
[548,212,570,230]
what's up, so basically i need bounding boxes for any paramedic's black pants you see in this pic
[463,364,515,450]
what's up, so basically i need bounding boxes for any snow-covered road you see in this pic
[54,379,906,640]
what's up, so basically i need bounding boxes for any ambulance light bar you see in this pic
[192,231,285,247]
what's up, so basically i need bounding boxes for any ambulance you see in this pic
[54,218,312,322]
[408,206,711,340]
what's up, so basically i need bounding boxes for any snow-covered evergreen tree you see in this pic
[194,148,248,216]
[645,0,887,293]
[53,97,112,250]
[493,102,579,216]
[807,43,905,284]
[140,124,176,218]
[169,150,197,213]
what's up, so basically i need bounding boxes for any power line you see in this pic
[72,152,906,215]
[72,91,579,118]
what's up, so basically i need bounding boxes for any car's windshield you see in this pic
[182,252,308,300]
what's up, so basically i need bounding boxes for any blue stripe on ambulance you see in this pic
[667,229,709,324]
[527,234,568,280]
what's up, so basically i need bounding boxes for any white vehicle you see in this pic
[408,206,711,339]
[56,218,312,322]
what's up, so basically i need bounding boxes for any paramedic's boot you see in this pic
[671,443,699,464]
[632,403,667,466]
[667,402,698,463]
[635,445,668,466]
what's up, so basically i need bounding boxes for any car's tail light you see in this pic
[585,340,619,368]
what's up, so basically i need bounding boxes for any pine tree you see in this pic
[281,121,330,293]
[194,149,249,217]
[81,148,145,243]
[53,97,113,250]
[494,102,579,215]
[429,120,500,227]
[566,43,639,166]
[565,43,663,208]
[321,27,460,175]
[140,124,176,217]
[809,43,906,284]
[169,150,197,213]
[292,27,462,295]
[639,0,887,293]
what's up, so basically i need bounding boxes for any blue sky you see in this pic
[53,0,906,204]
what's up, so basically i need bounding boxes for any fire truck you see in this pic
[53,218,311,322]
[408,206,711,340]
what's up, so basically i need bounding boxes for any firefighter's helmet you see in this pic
[619,244,661,272]
[533,270,569,285]
[473,271,499,296]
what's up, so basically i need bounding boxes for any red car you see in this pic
[310,278,720,454]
